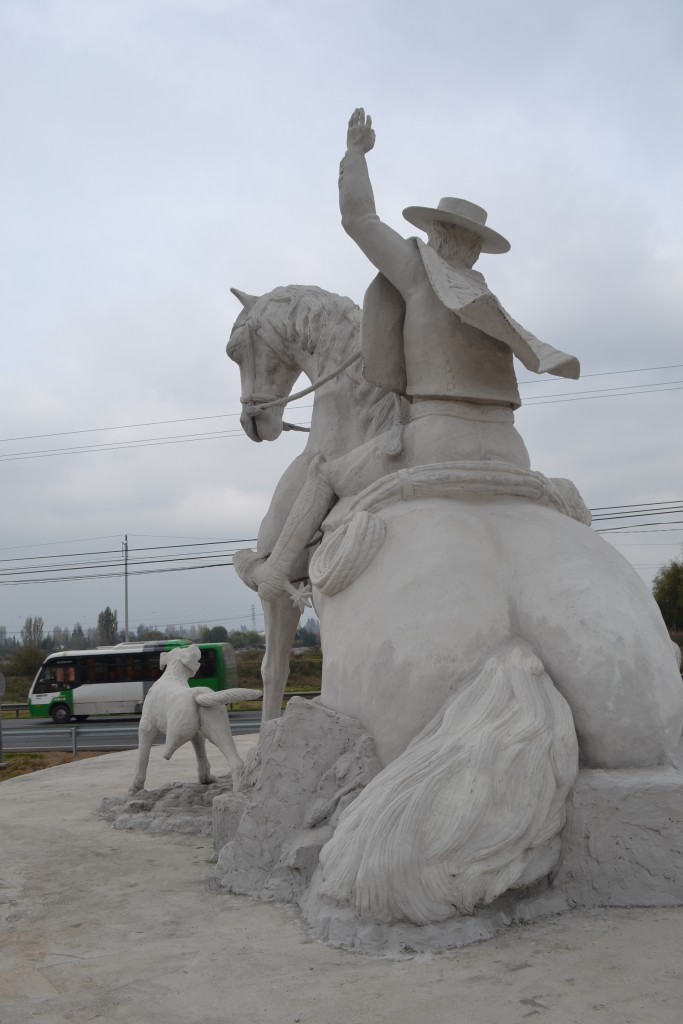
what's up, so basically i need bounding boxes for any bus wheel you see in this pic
[73,715,89,722]
[50,704,72,724]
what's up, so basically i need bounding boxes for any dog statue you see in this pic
[129,644,262,793]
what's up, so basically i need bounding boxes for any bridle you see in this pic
[241,350,362,413]
[234,306,362,432]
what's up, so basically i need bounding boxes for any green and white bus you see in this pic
[27,640,238,723]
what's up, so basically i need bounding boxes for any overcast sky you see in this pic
[1,0,682,639]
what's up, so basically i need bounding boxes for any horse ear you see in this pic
[230,288,258,311]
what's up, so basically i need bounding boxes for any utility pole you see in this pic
[123,535,129,642]
[0,672,7,769]
[251,604,256,632]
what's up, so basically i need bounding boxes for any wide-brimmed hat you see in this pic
[402,197,510,254]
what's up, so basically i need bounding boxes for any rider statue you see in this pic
[248,108,580,603]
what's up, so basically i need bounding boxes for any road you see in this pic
[0,713,262,754]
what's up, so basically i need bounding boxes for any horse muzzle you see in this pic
[240,403,284,443]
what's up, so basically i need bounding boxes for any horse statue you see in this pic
[226,284,398,722]
[227,286,683,925]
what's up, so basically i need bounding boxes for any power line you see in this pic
[0,412,240,443]
[518,362,683,385]
[0,421,311,462]
[590,500,683,511]
[2,362,682,462]
[2,379,680,462]
[524,383,683,406]
[2,608,266,637]
[595,524,683,534]
[0,538,257,564]
[0,561,237,586]
[3,361,679,447]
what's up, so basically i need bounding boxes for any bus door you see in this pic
[30,660,79,719]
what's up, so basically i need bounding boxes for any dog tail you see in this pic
[193,687,262,708]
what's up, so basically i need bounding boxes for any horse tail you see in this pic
[193,688,263,708]
[317,640,579,925]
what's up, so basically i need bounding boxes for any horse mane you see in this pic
[263,285,397,439]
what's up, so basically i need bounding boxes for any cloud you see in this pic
[1,0,682,629]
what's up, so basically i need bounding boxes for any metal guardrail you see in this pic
[1,703,28,718]
[1,694,321,757]
[7,724,138,756]
[2,692,320,717]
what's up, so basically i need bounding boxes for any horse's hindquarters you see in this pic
[315,497,683,769]
[316,499,514,766]
[500,504,683,767]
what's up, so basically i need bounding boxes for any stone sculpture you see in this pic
[130,644,261,793]
[220,110,683,945]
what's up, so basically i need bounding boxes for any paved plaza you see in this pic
[2,739,682,1024]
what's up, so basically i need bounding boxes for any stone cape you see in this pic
[360,238,579,395]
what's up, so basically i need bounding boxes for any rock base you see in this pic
[210,697,683,953]
[100,778,242,837]
[213,697,380,902]
[300,750,683,952]
[552,759,683,906]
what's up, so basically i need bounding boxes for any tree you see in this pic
[71,622,86,649]
[21,616,44,647]
[226,628,263,649]
[97,606,119,646]
[200,625,229,643]
[52,626,70,650]
[7,644,45,677]
[653,559,683,632]
[294,624,320,647]
[138,629,165,641]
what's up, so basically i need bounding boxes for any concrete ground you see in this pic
[2,739,683,1024]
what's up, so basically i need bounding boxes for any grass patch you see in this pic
[235,647,322,689]
[0,750,107,781]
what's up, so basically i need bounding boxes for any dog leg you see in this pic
[191,733,216,785]
[130,725,156,793]
[198,708,244,791]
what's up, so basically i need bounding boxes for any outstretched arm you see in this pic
[339,109,415,291]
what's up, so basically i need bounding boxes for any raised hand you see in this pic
[347,107,375,154]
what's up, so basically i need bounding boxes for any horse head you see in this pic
[227,288,302,442]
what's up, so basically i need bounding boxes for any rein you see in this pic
[241,350,363,413]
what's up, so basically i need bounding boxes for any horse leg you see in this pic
[261,594,303,722]
[253,455,334,602]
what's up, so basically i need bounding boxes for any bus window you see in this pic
[196,648,217,680]
[34,666,63,694]
[141,651,163,682]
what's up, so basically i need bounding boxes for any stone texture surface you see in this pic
[553,761,683,906]
[99,778,238,836]
[212,790,250,854]
[214,697,380,901]
[301,745,683,952]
